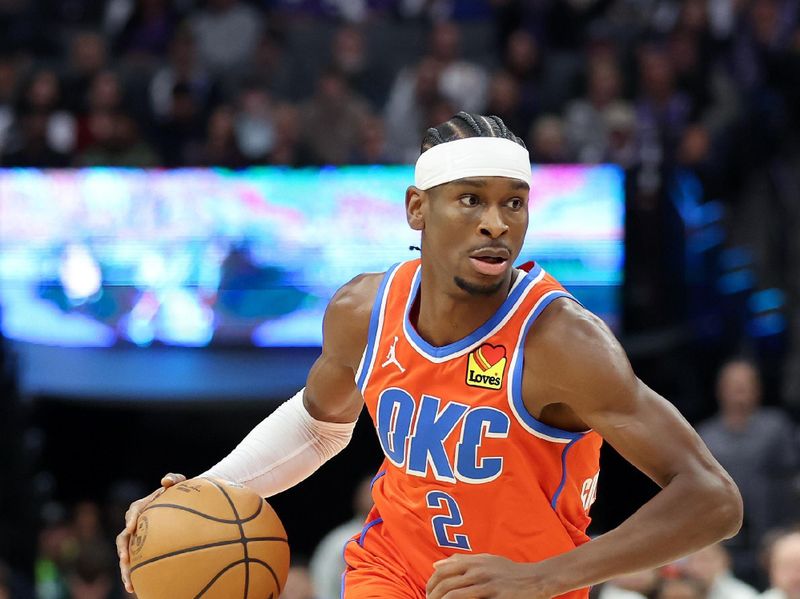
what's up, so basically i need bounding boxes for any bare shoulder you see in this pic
[529,298,624,358]
[523,297,636,412]
[322,272,384,370]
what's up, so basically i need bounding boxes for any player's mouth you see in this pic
[469,248,510,276]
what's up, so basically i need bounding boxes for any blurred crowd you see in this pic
[1,0,798,171]
[2,0,800,598]
[1,0,799,348]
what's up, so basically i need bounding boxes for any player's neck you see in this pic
[412,267,515,348]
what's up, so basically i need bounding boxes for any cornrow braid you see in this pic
[420,112,526,154]
[455,111,483,135]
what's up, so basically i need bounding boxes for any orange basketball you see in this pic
[129,477,290,599]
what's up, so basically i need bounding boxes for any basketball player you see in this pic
[117,112,742,598]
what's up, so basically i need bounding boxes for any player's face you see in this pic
[406,176,529,296]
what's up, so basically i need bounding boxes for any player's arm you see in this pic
[116,273,380,592]
[197,272,377,493]
[428,300,742,599]
[523,303,742,594]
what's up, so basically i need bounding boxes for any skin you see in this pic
[117,175,743,597]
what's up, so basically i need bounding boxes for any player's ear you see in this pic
[406,186,426,231]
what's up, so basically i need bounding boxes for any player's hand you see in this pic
[426,553,556,599]
[116,473,186,593]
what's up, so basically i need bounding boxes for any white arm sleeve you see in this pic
[200,389,356,498]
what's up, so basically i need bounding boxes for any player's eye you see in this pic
[459,195,480,207]
[507,198,523,210]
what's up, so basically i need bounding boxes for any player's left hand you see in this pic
[426,553,555,599]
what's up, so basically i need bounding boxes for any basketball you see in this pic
[128,477,290,599]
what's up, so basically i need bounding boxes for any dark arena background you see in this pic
[1,1,799,598]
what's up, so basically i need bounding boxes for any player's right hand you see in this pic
[116,472,186,593]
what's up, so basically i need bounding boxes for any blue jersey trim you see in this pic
[356,263,401,392]
[340,537,357,599]
[358,517,384,547]
[369,469,386,490]
[509,291,588,442]
[551,437,580,509]
[403,263,543,359]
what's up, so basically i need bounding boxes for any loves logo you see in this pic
[465,343,507,390]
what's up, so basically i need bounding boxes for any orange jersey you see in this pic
[352,259,603,597]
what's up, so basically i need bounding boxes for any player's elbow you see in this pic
[701,470,743,540]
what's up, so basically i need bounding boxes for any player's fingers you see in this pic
[161,472,186,487]
[115,532,134,593]
[123,504,141,533]
[441,584,488,599]
[115,529,129,561]
[128,490,162,532]
[427,559,469,597]
[428,573,480,599]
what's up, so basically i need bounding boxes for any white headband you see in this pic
[414,137,532,190]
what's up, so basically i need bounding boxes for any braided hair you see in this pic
[420,112,526,154]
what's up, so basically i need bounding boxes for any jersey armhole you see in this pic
[354,263,402,392]
[506,291,591,443]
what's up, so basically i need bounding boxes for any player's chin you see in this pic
[454,274,506,296]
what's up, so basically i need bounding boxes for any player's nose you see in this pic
[478,205,509,238]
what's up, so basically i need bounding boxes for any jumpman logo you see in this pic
[382,336,406,373]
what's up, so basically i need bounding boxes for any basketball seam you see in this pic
[207,480,250,599]
[193,559,246,599]
[140,501,265,525]
[248,558,282,595]
[129,536,289,574]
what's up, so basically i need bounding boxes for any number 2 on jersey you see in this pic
[426,490,471,550]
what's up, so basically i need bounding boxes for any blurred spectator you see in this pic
[234,83,276,163]
[528,114,571,164]
[281,558,317,599]
[35,504,75,599]
[309,476,373,599]
[485,71,529,139]
[1,109,70,167]
[72,502,104,547]
[64,543,115,599]
[75,70,127,152]
[148,26,215,123]
[76,110,158,167]
[385,20,487,162]
[237,29,294,101]
[0,54,19,152]
[762,531,800,599]
[698,359,800,581]
[501,29,569,116]
[598,569,659,599]
[268,103,305,165]
[384,57,443,163]
[111,0,180,62]
[17,68,77,154]
[684,543,759,599]
[187,104,246,167]
[155,81,205,165]
[352,115,389,164]
[329,26,387,111]
[656,576,707,599]
[635,43,693,163]
[190,0,263,79]
[300,69,370,165]
[564,59,631,163]
[63,31,110,114]
[675,122,728,200]
[424,22,488,114]
[604,103,638,168]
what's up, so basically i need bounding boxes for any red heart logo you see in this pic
[477,343,506,368]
